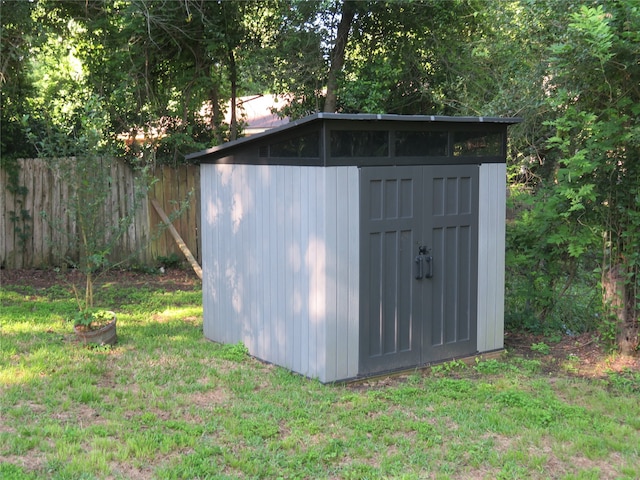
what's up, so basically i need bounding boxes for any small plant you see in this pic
[157,253,182,269]
[601,315,619,352]
[69,283,114,331]
[431,359,467,375]
[606,368,640,394]
[217,341,249,362]
[72,308,114,330]
[530,342,551,355]
[474,358,509,374]
[562,354,580,374]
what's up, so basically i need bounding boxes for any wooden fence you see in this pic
[0,158,200,270]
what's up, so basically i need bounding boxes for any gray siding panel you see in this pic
[347,166,361,378]
[201,165,216,343]
[477,163,506,352]
[325,168,338,380]
[201,164,360,382]
[325,166,361,382]
[299,167,311,376]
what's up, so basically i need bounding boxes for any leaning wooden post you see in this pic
[151,199,203,280]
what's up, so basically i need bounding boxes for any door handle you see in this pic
[415,255,424,279]
[415,246,433,280]
[424,254,433,279]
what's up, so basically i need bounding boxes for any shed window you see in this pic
[330,130,389,157]
[453,132,502,156]
[396,131,448,156]
[269,132,320,157]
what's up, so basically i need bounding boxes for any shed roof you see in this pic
[186,113,521,163]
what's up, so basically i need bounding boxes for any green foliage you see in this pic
[71,309,114,328]
[156,253,182,270]
[0,462,37,480]
[473,358,508,375]
[2,157,33,253]
[215,341,249,362]
[430,359,467,375]
[600,315,619,352]
[541,2,640,350]
[530,342,551,355]
[505,207,602,335]
[606,368,640,394]
[506,1,639,347]
[0,0,41,159]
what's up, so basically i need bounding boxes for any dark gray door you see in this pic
[359,165,478,375]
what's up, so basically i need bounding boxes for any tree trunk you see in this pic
[210,85,224,145]
[324,1,356,113]
[603,265,639,355]
[228,48,238,141]
[85,270,94,309]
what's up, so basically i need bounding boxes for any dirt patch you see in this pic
[0,268,200,293]
[189,386,229,408]
[1,454,48,477]
[505,331,640,378]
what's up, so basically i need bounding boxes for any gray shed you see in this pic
[187,113,520,382]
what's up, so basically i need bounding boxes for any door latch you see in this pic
[415,246,433,280]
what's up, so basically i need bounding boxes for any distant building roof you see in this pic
[226,95,289,136]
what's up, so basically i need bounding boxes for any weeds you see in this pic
[215,341,249,362]
[607,368,640,394]
[530,341,551,355]
[430,358,467,375]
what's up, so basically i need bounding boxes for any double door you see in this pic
[359,165,479,375]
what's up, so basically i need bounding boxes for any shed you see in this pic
[187,113,521,382]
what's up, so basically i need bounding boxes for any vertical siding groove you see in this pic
[347,166,360,379]
[325,168,338,381]
[300,167,310,376]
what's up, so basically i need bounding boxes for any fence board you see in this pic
[188,165,200,261]
[30,160,44,266]
[149,167,166,260]
[0,167,5,268]
[1,158,201,270]
[163,166,176,257]
[1,165,16,268]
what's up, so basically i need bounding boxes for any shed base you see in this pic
[340,349,506,385]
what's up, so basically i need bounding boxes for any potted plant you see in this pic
[73,308,118,346]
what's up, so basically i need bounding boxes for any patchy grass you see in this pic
[1,275,639,479]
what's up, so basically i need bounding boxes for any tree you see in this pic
[271,0,496,117]
[21,0,287,164]
[25,95,150,309]
[0,0,40,158]
[536,3,639,353]
[324,0,356,112]
[342,0,488,115]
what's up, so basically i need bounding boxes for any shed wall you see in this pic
[477,163,506,352]
[200,164,360,382]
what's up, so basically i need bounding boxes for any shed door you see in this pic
[359,165,479,375]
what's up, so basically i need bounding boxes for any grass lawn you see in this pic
[1,270,639,479]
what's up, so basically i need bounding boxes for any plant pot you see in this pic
[74,315,117,346]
